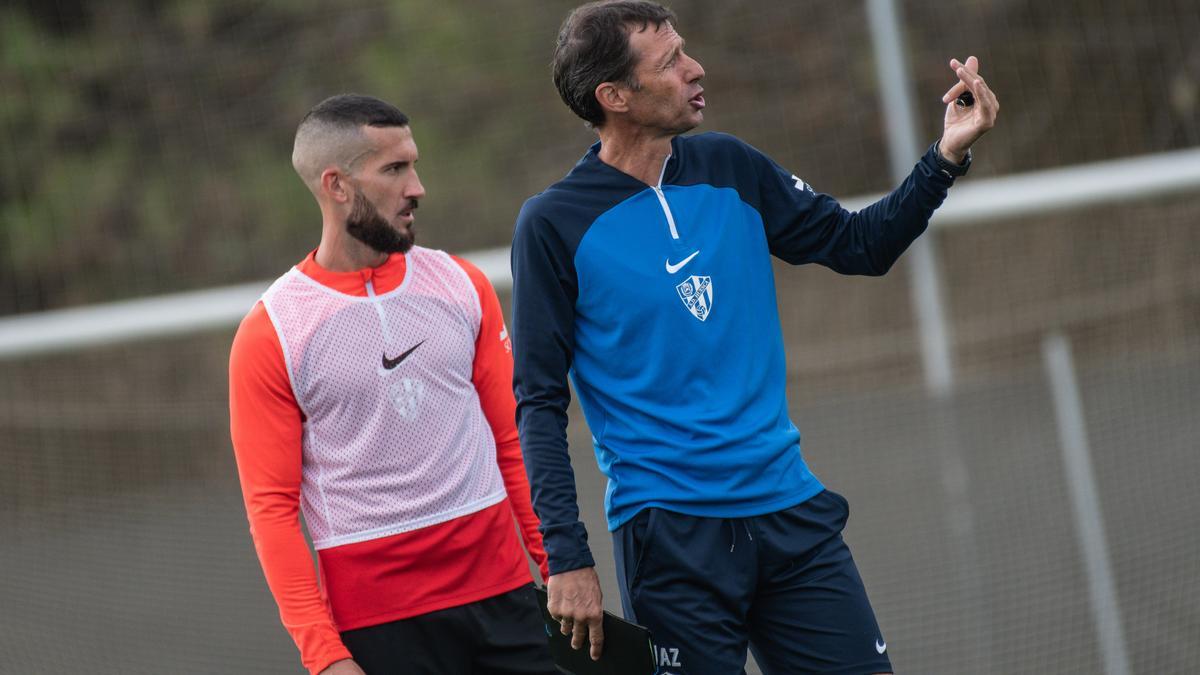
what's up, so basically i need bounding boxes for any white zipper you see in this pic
[365,279,394,344]
[651,153,680,240]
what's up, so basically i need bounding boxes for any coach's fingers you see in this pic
[588,614,605,661]
[959,61,999,125]
[974,66,1000,115]
[570,617,588,650]
[957,58,991,99]
[951,56,980,75]
[942,57,978,103]
[941,80,968,104]
[957,67,989,108]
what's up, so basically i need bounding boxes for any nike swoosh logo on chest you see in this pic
[665,250,700,274]
[382,340,425,370]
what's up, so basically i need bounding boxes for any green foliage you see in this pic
[2,0,1198,314]
[0,0,583,312]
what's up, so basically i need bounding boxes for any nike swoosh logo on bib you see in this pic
[665,250,699,274]
[382,340,424,370]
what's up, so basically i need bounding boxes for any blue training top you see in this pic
[511,132,964,574]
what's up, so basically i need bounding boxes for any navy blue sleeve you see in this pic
[751,141,958,275]
[510,196,595,576]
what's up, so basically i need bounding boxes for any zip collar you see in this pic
[584,135,681,188]
[296,249,409,297]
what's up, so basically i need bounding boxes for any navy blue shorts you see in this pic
[613,490,891,675]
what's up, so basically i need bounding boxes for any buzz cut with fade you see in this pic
[291,94,410,192]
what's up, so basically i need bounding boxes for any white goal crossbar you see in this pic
[2,147,1198,360]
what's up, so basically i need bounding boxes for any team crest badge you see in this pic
[675,275,713,321]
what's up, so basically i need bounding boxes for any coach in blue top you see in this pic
[511,2,998,672]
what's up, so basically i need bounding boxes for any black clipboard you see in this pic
[534,586,657,675]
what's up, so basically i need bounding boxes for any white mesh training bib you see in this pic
[261,247,506,549]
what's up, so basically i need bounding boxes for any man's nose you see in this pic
[408,171,426,200]
[685,54,705,82]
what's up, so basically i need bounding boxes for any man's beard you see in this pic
[345,191,416,254]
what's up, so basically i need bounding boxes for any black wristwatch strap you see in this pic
[933,141,972,177]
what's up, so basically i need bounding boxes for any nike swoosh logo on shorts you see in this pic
[876,639,887,654]
[381,340,424,370]
[665,250,699,274]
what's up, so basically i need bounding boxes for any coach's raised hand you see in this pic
[547,566,605,661]
[939,55,999,163]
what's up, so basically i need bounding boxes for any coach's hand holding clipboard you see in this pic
[535,579,656,675]
[545,567,606,660]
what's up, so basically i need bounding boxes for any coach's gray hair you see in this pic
[291,94,409,192]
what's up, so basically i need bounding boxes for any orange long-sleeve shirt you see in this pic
[229,249,548,674]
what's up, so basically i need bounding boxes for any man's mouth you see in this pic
[689,90,706,109]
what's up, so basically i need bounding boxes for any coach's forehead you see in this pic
[628,20,680,68]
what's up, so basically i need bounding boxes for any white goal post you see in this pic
[2,146,1198,360]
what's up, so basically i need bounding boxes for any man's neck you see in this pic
[314,219,389,272]
[596,124,675,186]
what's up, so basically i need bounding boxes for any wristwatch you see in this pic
[933,141,972,177]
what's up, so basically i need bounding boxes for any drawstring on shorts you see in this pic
[728,519,754,552]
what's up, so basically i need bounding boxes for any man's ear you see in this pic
[321,168,352,204]
[595,81,631,117]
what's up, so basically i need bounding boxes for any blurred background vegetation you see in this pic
[2,0,1195,316]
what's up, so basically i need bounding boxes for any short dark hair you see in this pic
[552,1,677,127]
[300,93,409,129]
[292,94,410,187]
